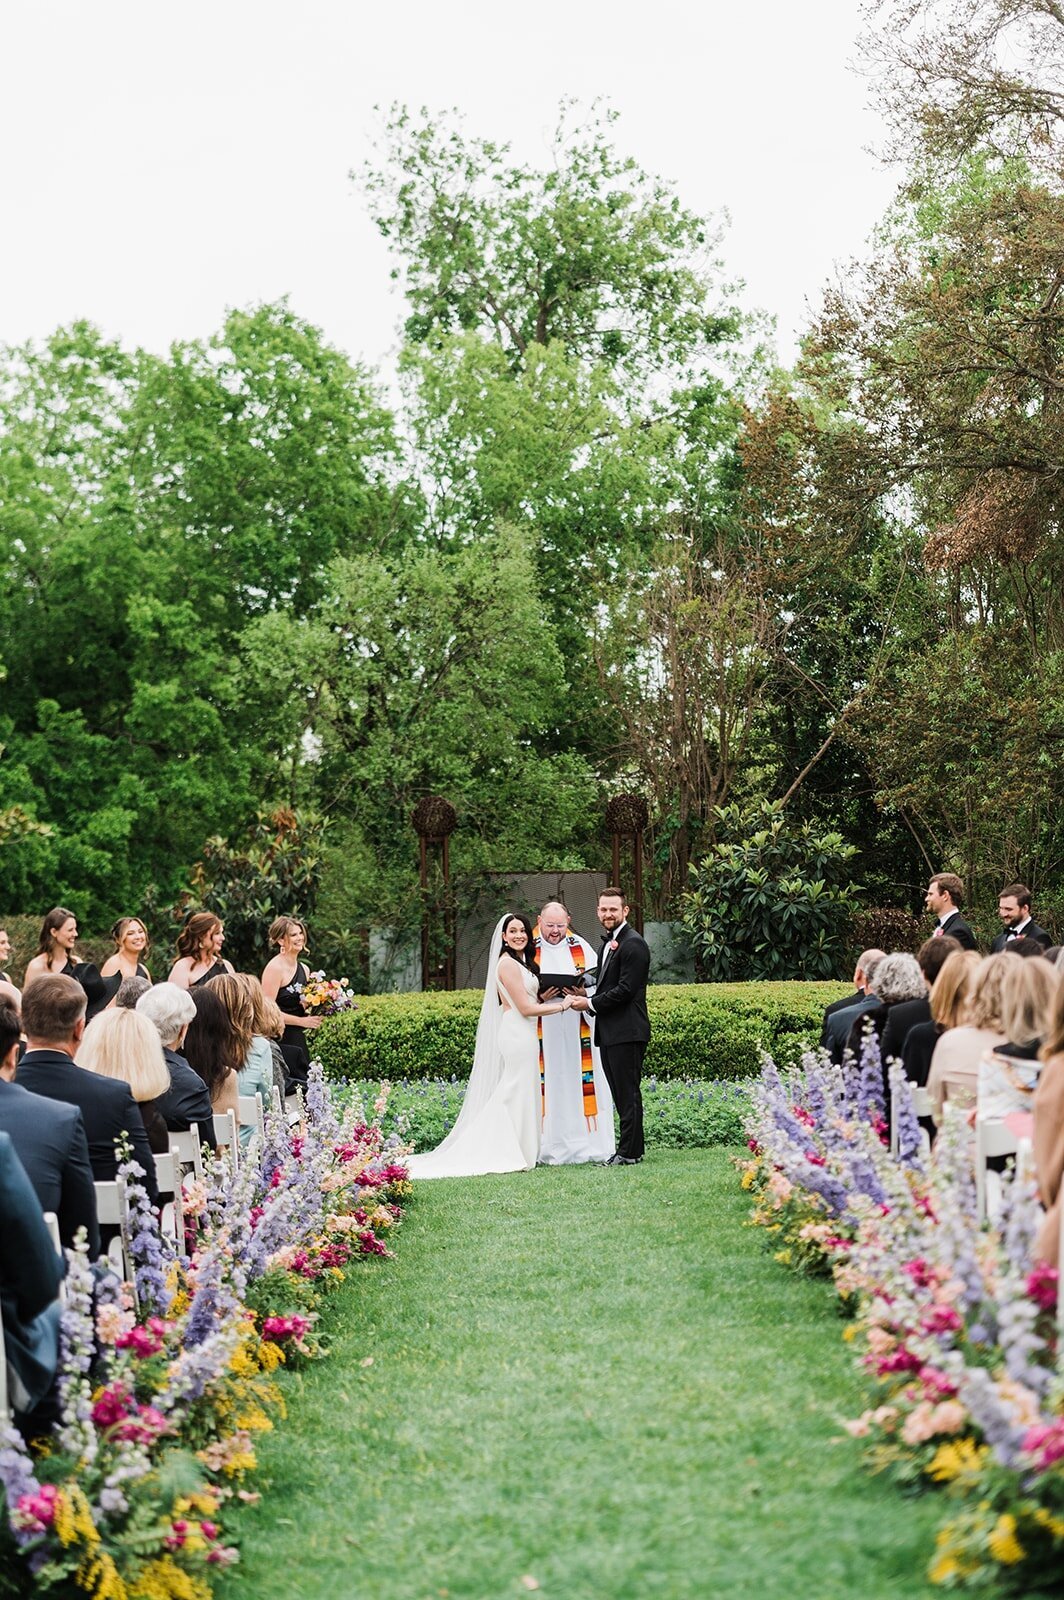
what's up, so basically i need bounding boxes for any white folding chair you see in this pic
[975,1117,1019,1223]
[212,1110,239,1172]
[238,1094,266,1146]
[284,1091,304,1129]
[94,1178,135,1296]
[890,1081,934,1159]
[154,1149,187,1260]
[169,1125,204,1180]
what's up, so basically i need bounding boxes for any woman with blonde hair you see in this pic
[79,1005,172,1155]
[261,916,319,1085]
[101,918,152,984]
[927,952,1014,1118]
[1033,979,1064,1263]
[978,957,1062,1122]
[212,973,272,1148]
[168,913,235,990]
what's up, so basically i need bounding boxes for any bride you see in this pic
[407,913,574,1178]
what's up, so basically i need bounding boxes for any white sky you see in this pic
[0,0,898,378]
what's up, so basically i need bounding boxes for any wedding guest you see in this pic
[136,983,217,1153]
[902,949,981,1089]
[925,874,978,950]
[0,1130,65,1437]
[1033,978,1064,1264]
[168,913,235,990]
[990,884,1052,953]
[0,925,14,984]
[1005,936,1047,959]
[16,975,158,1202]
[825,951,886,1064]
[78,1006,172,1156]
[843,952,927,1066]
[212,974,272,1148]
[182,983,240,1126]
[927,952,1014,1118]
[978,957,1061,1122]
[23,907,80,985]
[261,916,320,1085]
[257,991,290,1098]
[115,975,152,1009]
[0,998,99,1255]
[880,936,960,1064]
[100,917,153,984]
[820,948,886,1048]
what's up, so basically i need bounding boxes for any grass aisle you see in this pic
[222,1150,943,1600]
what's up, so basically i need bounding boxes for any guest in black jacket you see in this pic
[902,948,982,1089]
[0,1130,65,1435]
[880,936,960,1065]
[16,975,158,1202]
[820,948,886,1050]
[991,884,1052,954]
[925,873,978,950]
[844,953,928,1066]
[136,983,217,1153]
[0,1000,99,1255]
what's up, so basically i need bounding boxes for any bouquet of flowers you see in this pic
[297,970,358,1017]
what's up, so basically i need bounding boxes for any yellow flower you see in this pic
[774,1248,793,1265]
[740,1168,755,1190]
[928,1553,959,1585]
[926,1439,988,1484]
[987,1514,1025,1566]
[77,1548,127,1600]
[1033,1508,1064,1538]
[256,1340,285,1372]
[128,1557,212,1600]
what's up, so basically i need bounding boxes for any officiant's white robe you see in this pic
[536,932,616,1165]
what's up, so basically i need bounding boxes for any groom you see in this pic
[571,886,650,1165]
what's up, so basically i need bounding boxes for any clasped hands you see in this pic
[541,983,591,1012]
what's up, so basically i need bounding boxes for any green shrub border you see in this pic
[314,981,850,1084]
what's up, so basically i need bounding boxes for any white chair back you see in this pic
[212,1110,239,1172]
[94,1178,135,1293]
[154,1149,187,1260]
[169,1124,204,1180]
[890,1080,934,1160]
[238,1094,266,1145]
[284,1090,304,1129]
[975,1117,1019,1223]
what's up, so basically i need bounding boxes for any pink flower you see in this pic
[1025,1262,1059,1314]
[14,1483,60,1532]
[920,1305,962,1338]
[1022,1419,1064,1472]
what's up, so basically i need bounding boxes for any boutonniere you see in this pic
[608,939,619,951]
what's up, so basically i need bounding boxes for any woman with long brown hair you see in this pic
[23,908,80,985]
[181,984,240,1123]
[168,913,235,990]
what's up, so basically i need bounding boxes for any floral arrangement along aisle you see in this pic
[741,1045,1063,1594]
[0,1067,410,1600]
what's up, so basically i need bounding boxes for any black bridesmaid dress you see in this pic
[276,962,312,1086]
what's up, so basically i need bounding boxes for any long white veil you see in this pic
[407,916,506,1170]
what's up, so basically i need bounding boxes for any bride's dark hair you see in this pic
[499,912,536,972]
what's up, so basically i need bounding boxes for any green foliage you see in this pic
[681,802,860,981]
[313,980,846,1084]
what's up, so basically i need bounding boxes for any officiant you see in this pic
[533,902,616,1165]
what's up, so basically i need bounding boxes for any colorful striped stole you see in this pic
[532,928,598,1131]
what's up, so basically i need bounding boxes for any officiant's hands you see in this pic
[540,985,561,999]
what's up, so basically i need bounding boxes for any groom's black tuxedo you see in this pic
[590,924,651,1160]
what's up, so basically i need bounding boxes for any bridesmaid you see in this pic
[101,917,153,985]
[261,916,320,1085]
[168,913,235,990]
[22,907,80,986]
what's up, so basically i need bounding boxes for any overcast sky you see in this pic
[0,1,898,378]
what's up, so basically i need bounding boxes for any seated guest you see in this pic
[902,949,981,1089]
[991,883,1052,953]
[1033,977,1064,1264]
[100,917,153,983]
[843,952,927,1066]
[0,1130,65,1437]
[825,951,887,1065]
[927,953,1013,1119]
[78,1007,172,1156]
[182,984,240,1125]
[212,974,272,1148]
[168,913,235,991]
[16,975,158,1202]
[136,983,217,1153]
[0,999,99,1255]
[116,975,152,1010]
[977,957,1061,1122]
[820,948,886,1049]
[1006,936,1047,959]
[260,993,292,1098]
[880,936,960,1064]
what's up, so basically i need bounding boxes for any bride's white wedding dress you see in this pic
[408,932,541,1179]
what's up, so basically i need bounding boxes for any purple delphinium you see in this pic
[155,1318,245,1420]
[992,1162,1054,1400]
[854,1024,886,1124]
[888,1061,924,1172]
[117,1156,173,1315]
[0,1426,43,1551]
[55,1237,98,1462]
[958,1366,1030,1470]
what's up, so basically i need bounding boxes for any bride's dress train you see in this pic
[407,955,540,1179]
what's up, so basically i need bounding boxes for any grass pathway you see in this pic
[221,1151,943,1599]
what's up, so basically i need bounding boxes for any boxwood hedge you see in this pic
[314,981,849,1084]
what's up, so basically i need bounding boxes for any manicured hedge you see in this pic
[315,980,849,1084]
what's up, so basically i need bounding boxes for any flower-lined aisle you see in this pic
[0,1068,410,1600]
[741,1043,1063,1593]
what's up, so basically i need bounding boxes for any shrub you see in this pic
[850,906,922,955]
[680,800,860,981]
[314,980,848,1084]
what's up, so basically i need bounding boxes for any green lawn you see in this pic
[221,1151,944,1600]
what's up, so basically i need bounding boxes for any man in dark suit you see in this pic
[571,886,650,1165]
[0,1130,66,1435]
[820,948,886,1049]
[16,975,158,1202]
[991,883,1052,953]
[0,1000,99,1254]
[879,935,960,1065]
[925,873,978,950]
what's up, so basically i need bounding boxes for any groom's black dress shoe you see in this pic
[603,1153,642,1165]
